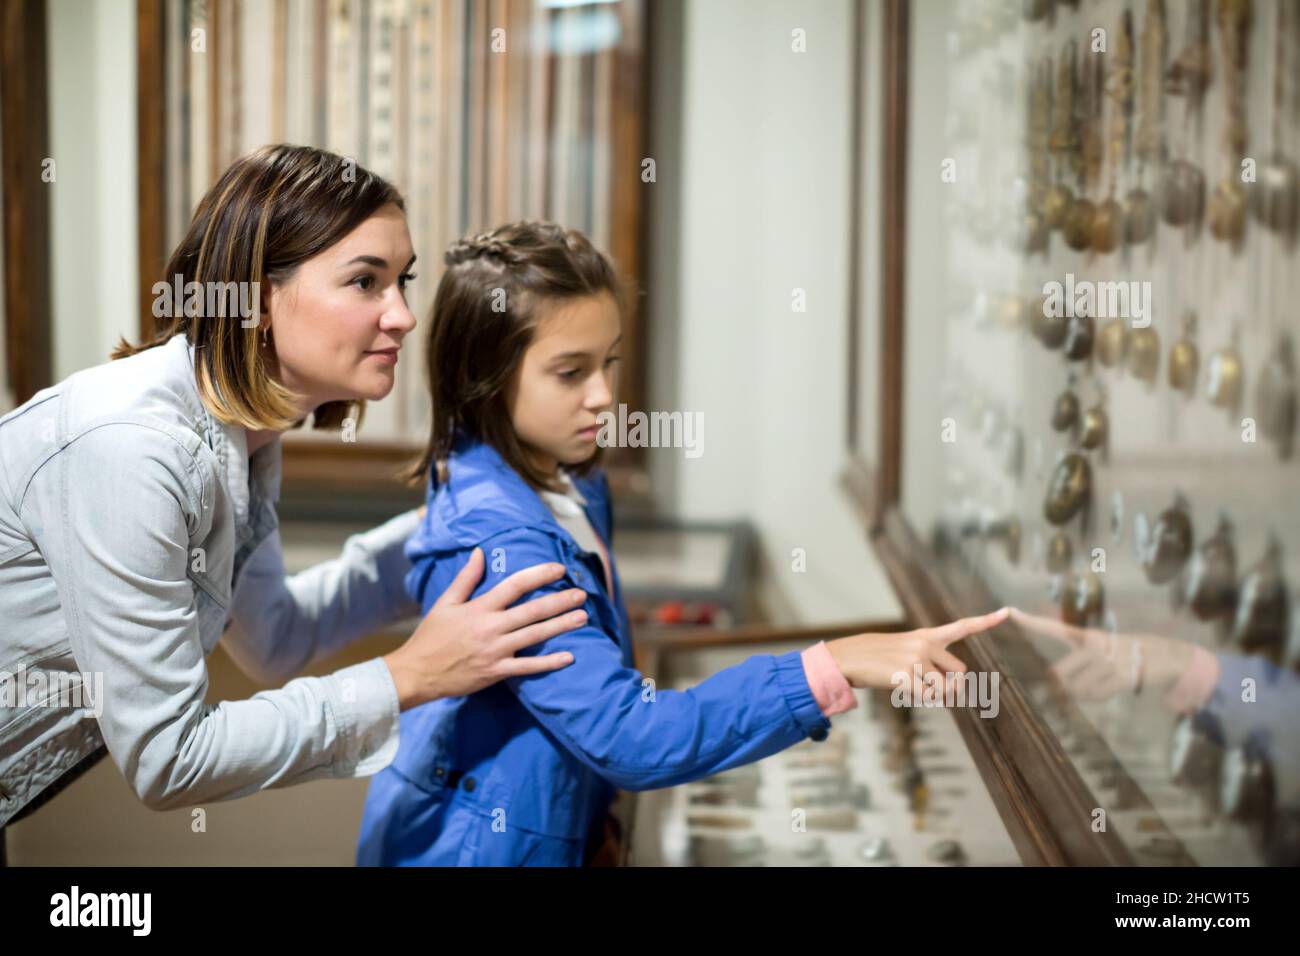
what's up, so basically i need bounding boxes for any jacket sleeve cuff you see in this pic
[774,650,833,738]
[801,641,859,717]
[324,658,401,776]
[1163,645,1221,715]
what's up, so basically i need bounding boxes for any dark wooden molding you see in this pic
[1,0,53,405]
[137,0,168,341]
[877,0,908,513]
[843,0,906,530]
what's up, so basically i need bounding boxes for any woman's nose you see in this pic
[381,294,418,335]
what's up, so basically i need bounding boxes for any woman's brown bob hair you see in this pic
[406,221,628,494]
[113,143,405,431]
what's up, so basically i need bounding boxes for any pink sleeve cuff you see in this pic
[1163,645,1221,714]
[801,641,859,717]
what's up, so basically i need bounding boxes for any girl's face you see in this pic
[507,292,622,476]
[265,202,418,410]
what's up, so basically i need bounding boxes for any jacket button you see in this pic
[463,777,476,793]
[434,768,446,779]
[809,726,829,742]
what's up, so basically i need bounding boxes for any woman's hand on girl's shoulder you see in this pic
[824,607,1011,690]
[382,547,588,709]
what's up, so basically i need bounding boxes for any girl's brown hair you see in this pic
[407,221,627,494]
[113,143,405,431]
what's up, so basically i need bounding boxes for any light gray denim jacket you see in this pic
[0,333,418,826]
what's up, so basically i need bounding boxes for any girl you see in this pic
[356,221,1009,866]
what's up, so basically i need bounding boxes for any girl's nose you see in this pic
[586,369,614,409]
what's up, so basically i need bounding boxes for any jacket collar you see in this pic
[174,333,281,531]
[420,432,604,554]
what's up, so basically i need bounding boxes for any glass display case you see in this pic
[627,638,1020,867]
[854,0,1300,866]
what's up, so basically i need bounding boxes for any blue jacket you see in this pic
[355,435,833,866]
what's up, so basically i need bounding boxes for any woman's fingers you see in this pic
[496,586,587,632]
[500,651,576,678]
[502,609,589,654]
[434,547,484,608]
[926,606,1010,647]
[476,560,570,611]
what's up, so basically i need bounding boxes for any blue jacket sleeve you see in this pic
[425,528,833,791]
[1196,653,1300,809]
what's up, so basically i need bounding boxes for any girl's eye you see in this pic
[558,369,581,381]
[605,355,622,367]
[399,272,417,290]
[352,274,376,292]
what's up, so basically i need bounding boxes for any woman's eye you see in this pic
[558,369,581,380]
[399,272,417,290]
[352,275,375,292]
[605,355,622,367]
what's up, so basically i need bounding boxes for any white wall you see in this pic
[47,0,138,381]
[645,0,902,627]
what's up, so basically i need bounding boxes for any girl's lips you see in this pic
[366,349,399,366]
[577,425,599,439]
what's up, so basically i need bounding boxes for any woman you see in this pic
[0,145,587,842]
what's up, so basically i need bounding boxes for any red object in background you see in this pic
[654,600,685,625]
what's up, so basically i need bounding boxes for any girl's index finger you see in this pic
[1007,606,1091,650]
[926,606,1011,646]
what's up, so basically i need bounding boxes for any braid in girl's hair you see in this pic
[444,233,516,267]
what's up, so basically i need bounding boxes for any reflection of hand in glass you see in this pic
[1008,608,1217,710]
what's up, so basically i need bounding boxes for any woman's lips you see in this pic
[577,425,599,440]
[366,348,399,366]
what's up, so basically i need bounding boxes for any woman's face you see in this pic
[266,202,417,409]
[507,292,622,475]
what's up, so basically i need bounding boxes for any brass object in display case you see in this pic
[1080,402,1107,450]
[1254,156,1300,235]
[1168,313,1200,394]
[1063,199,1096,252]
[1232,537,1288,662]
[1140,495,1193,585]
[1035,300,1068,349]
[1256,334,1297,458]
[1042,183,1073,231]
[1062,570,1104,626]
[1160,159,1206,227]
[1091,198,1123,254]
[1051,388,1080,431]
[1064,313,1094,361]
[1164,0,1212,102]
[1046,529,1073,574]
[1251,0,1297,234]
[1206,339,1244,409]
[1096,317,1128,367]
[1209,179,1248,241]
[1123,187,1157,244]
[1043,452,1091,525]
[1220,744,1274,824]
[1022,0,1049,24]
[1126,326,1160,383]
[1170,715,1222,790]
[1186,515,1239,621]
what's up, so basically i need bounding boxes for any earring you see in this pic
[262,326,270,347]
